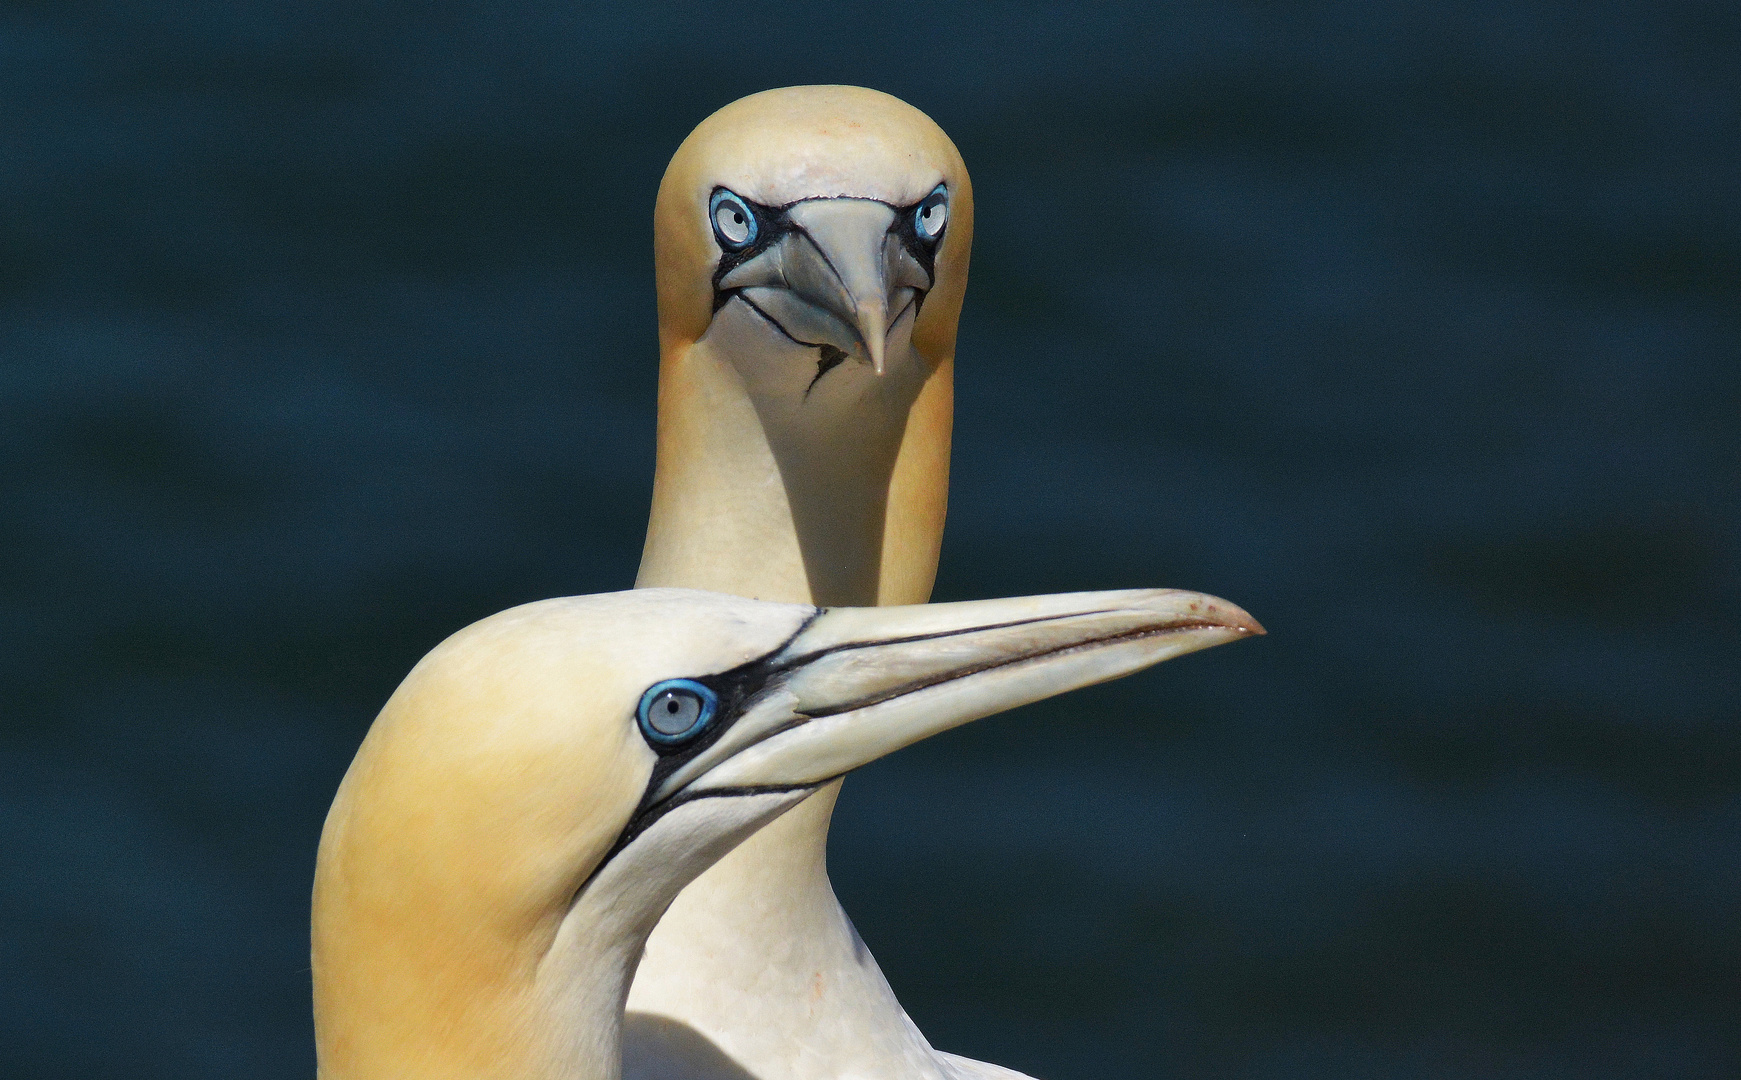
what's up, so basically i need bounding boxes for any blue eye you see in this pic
[914,184,948,242]
[637,679,719,746]
[709,190,758,251]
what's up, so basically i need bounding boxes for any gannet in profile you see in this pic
[628,86,988,1080]
[312,587,1261,1080]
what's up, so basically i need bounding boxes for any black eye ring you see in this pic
[709,189,758,252]
[914,184,948,243]
[637,679,719,746]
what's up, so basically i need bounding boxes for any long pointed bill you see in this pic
[718,198,932,376]
[660,589,1263,802]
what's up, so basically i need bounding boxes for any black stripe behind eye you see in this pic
[572,610,820,904]
[887,198,939,283]
[573,605,1113,906]
[633,609,820,795]
[710,191,790,305]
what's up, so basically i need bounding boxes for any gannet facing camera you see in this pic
[311,587,1261,1080]
[632,85,977,1080]
[638,84,969,609]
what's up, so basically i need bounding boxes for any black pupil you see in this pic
[648,688,704,737]
[732,211,744,224]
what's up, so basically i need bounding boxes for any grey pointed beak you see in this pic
[657,589,1264,801]
[785,200,897,374]
[717,198,931,376]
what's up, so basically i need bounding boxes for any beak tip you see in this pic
[1159,593,1264,639]
[857,306,889,376]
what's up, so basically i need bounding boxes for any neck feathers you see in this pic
[637,333,950,608]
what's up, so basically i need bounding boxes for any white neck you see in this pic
[637,297,948,608]
[628,300,956,1079]
[533,790,813,1080]
[315,777,811,1080]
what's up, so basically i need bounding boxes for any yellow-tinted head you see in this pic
[311,591,815,1080]
[311,586,1261,1080]
[655,85,972,371]
[640,88,970,606]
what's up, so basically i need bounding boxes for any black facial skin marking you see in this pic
[729,294,847,398]
[707,187,945,390]
[575,602,1227,904]
[710,193,794,309]
[576,608,821,897]
[580,612,994,902]
[811,345,848,391]
[885,195,941,284]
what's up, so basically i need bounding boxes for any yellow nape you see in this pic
[312,594,797,1080]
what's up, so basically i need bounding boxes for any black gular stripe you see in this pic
[810,345,849,390]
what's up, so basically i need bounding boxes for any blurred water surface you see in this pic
[2,2,1737,1078]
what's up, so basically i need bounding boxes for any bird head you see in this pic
[639,86,970,607]
[655,84,970,393]
[312,586,1259,1079]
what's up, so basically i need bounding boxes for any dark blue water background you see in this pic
[2,3,1737,1077]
